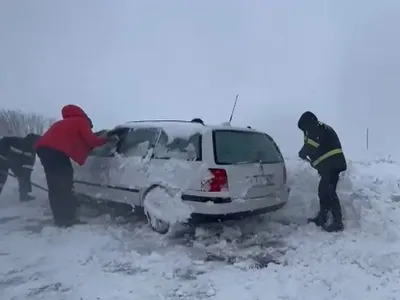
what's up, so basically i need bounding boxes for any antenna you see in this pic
[228,94,239,123]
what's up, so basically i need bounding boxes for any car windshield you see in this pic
[213,130,283,165]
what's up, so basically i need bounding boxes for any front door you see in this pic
[73,135,120,200]
[74,129,126,200]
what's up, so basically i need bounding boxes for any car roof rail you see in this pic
[125,119,205,125]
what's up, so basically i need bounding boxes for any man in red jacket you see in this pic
[35,104,109,227]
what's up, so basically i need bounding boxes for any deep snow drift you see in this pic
[1,156,400,299]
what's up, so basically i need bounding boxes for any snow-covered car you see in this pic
[73,120,290,233]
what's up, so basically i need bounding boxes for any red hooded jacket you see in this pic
[35,105,107,165]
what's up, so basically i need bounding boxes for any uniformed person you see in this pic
[298,111,347,232]
[0,133,41,201]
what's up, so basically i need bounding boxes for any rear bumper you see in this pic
[189,202,287,223]
[182,186,290,221]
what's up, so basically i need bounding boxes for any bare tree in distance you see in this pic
[0,109,56,137]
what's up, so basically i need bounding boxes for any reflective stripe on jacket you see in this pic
[303,128,343,167]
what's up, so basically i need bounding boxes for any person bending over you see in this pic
[35,104,111,227]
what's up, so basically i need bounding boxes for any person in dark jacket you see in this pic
[298,111,347,232]
[0,133,41,201]
[35,104,108,227]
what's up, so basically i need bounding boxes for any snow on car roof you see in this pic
[114,120,262,142]
[117,120,209,142]
[210,124,257,132]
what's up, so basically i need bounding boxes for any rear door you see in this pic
[150,130,205,192]
[212,130,285,199]
[103,126,161,206]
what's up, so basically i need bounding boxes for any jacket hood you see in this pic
[61,104,87,119]
[298,111,318,131]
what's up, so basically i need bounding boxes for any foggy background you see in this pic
[1,0,399,158]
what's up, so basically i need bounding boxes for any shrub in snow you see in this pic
[0,109,55,136]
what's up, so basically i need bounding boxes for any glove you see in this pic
[298,150,307,160]
[106,130,118,137]
[108,135,119,143]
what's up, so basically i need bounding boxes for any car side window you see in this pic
[117,127,159,157]
[153,133,202,161]
[89,128,128,157]
[89,130,115,157]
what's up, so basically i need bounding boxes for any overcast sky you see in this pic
[1,0,400,157]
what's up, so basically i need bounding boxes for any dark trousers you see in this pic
[36,147,77,226]
[318,170,343,223]
[0,160,32,201]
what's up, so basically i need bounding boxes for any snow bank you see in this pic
[275,157,400,236]
[2,155,400,299]
[220,156,400,299]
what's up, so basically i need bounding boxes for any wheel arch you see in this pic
[139,183,176,206]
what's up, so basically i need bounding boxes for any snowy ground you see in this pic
[1,156,400,299]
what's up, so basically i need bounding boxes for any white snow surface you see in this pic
[1,156,400,299]
[143,186,194,225]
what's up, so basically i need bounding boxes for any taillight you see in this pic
[207,168,228,192]
[283,165,287,184]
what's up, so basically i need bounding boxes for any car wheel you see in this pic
[143,187,171,234]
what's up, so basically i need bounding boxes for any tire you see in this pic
[143,187,171,234]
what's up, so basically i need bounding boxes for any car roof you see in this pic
[114,120,263,134]
[111,120,270,144]
[113,120,208,142]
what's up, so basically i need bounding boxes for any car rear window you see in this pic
[213,130,283,165]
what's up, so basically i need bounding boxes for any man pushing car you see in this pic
[35,104,116,227]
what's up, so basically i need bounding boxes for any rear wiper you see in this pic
[235,160,262,165]
[235,159,281,165]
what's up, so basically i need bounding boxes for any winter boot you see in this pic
[307,210,328,227]
[54,217,87,228]
[20,193,36,202]
[68,218,87,226]
[65,216,87,227]
[322,221,344,232]
[322,209,344,232]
